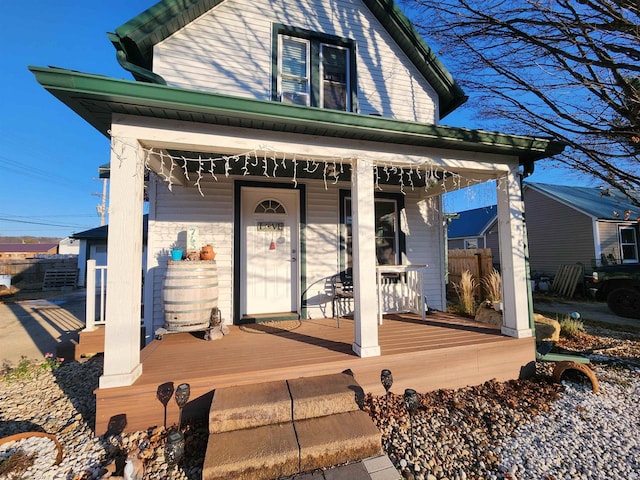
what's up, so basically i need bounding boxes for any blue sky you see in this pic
[1,1,592,238]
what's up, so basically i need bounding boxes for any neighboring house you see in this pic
[32,0,563,395]
[0,243,58,259]
[71,215,149,287]
[524,182,640,276]
[447,205,500,266]
[447,182,640,278]
[58,237,81,255]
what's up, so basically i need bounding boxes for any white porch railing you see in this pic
[85,259,107,331]
[376,265,428,324]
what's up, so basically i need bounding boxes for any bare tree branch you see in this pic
[404,0,640,204]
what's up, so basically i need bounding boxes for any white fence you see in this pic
[376,265,428,324]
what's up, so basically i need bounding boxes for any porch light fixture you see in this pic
[380,369,393,414]
[165,430,185,470]
[403,388,420,456]
[174,383,191,428]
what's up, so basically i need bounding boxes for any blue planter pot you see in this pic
[171,249,183,261]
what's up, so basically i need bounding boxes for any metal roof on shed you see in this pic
[447,205,497,239]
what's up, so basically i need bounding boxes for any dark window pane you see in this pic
[622,244,638,261]
[323,83,347,110]
[322,45,348,111]
[620,228,636,244]
[343,197,398,267]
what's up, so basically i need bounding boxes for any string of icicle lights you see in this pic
[113,138,466,197]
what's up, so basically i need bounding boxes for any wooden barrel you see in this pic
[163,261,218,332]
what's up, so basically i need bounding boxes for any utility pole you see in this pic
[92,178,108,226]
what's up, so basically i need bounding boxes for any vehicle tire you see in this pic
[606,288,640,319]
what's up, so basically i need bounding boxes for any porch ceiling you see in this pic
[30,66,565,164]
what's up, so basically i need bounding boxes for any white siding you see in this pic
[145,174,446,330]
[303,180,343,318]
[145,175,235,334]
[153,0,438,123]
[403,191,446,311]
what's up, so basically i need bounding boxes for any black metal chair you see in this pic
[331,274,353,328]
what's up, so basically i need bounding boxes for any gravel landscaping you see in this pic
[1,319,639,479]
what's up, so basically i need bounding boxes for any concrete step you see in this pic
[203,412,382,480]
[209,372,362,433]
[209,380,291,433]
[204,372,382,480]
[288,372,363,421]
[203,422,300,480]
[296,410,382,473]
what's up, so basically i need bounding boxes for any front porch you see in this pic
[94,312,535,434]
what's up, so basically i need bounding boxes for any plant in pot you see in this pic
[170,242,184,261]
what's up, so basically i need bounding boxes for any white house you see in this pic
[32,0,564,396]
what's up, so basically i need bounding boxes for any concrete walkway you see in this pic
[533,297,639,328]
[0,289,86,366]
[286,455,400,479]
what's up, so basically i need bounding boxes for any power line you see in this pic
[0,216,91,229]
[0,155,86,189]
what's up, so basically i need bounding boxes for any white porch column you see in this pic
[351,159,381,357]
[99,136,145,388]
[497,167,533,338]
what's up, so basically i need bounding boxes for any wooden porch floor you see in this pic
[95,312,536,434]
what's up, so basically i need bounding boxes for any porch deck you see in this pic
[94,312,535,434]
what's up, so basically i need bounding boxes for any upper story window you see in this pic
[279,36,310,106]
[274,25,356,112]
[320,44,349,110]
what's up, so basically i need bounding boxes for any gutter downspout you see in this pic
[107,33,167,85]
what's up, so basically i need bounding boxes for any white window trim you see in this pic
[319,43,351,111]
[618,224,639,263]
[277,35,311,106]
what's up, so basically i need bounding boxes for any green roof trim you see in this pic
[29,66,564,163]
[110,0,466,118]
[113,0,224,71]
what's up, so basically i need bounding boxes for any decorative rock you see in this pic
[534,314,561,343]
[1,324,639,480]
[473,303,503,326]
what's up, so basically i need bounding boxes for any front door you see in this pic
[241,187,299,316]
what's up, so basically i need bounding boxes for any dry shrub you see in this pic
[454,270,478,315]
[559,315,585,338]
[0,450,36,477]
[481,269,502,302]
